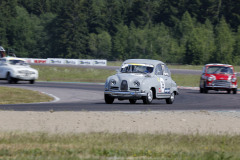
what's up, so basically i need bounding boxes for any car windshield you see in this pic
[9,59,28,66]
[120,63,154,74]
[207,66,233,74]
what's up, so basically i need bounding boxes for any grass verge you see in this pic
[0,132,240,159]
[0,86,54,104]
[33,65,240,87]
[33,66,201,87]
[33,65,115,83]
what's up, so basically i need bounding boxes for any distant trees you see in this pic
[0,0,240,65]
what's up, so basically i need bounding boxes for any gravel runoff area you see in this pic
[0,86,240,135]
[1,111,240,135]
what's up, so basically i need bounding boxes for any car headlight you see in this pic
[232,77,237,82]
[207,77,213,81]
[110,79,116,86]
[133,80,140,87]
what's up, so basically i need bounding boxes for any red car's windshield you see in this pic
[207,66,233,74]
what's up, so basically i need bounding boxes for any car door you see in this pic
[0,58,8,78]
[0,59,4,78]
[162,64,171,95]
[155,63,170,98]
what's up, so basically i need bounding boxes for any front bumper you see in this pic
[104,90,147,98]
[206,80,237,89]
[13,74,38,80]
[206,84,237,89]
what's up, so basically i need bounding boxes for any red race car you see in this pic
[200,64,238,94]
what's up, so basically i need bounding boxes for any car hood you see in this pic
[206,73,233,80]
[9,65,37,72]
[110,73,148,86]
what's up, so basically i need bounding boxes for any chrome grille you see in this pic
[212,80,231,87]
[121,80,128,91]
[130,88,139,91]
[110,87,119,90]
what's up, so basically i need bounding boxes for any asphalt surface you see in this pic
[0,81,240,111]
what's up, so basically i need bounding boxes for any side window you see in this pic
[155,64,163,75]
[202,67,206,74]
[164,65,171,77]
[0,59,4,65]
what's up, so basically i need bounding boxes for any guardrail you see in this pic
[23,58,107,66]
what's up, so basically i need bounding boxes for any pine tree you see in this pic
[49,0,88,58]
[89,31,112,59]
[113,23,129,60]
[214,16,234,64]
[233,26,240,65]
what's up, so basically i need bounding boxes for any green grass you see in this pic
[0,132,240,159]
[33,66,115,83]
[32,65,240,88]
[32,65,201,87]
[172,74,200,87]
[0,86,54,104]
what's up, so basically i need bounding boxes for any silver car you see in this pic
[104,59,179,104]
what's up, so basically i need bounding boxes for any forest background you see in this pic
[1,0,240,65]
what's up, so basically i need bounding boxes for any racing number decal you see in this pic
[157,77,165,93]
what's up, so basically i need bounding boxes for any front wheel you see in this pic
[227,89,231,94]
[143,89,153,104]
[7,73,13,84]
[166,92,175,104]
[104,94,114,104]
[29,80,35,84]
[233,88,237,94]
[129,99,137,104]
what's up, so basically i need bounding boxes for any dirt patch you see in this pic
[0,111,240,135]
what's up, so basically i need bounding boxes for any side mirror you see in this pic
[164,72,169,76]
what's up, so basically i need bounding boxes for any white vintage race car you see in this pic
[0,57,38,84]
[104,59,179,104]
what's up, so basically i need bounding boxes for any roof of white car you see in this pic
[122,59,164,66]
[1,57,26,61]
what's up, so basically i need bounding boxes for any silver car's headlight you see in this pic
[133,80,140,87]
[110,79,116,86]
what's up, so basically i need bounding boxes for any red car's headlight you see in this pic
[207,77,213,81]
[232,77,237,82]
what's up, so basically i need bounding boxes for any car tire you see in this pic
[204,88,208,93]
[29,80,35,84]
[166,92,175,104]
[129,99,137,104]
[227,89,231,94]
[143,89,153,104]
[203,83,208,93]
[13,79,18,84]
[7,73,13,84]
[200,87,204,93]
[233,88,237,94]
[104,94,114,104]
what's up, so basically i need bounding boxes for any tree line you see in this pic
[0,0,240,65]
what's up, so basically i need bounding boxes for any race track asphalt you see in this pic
[0,81,240,112]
